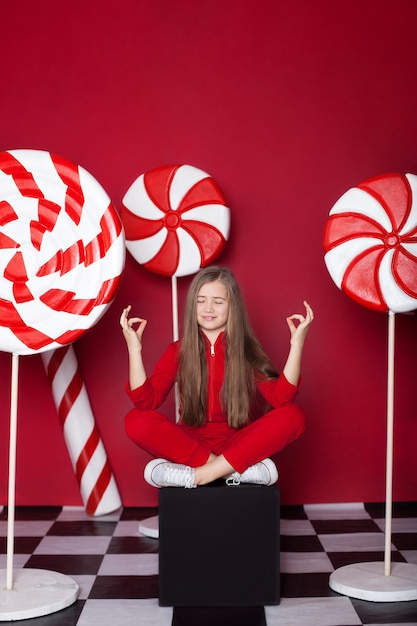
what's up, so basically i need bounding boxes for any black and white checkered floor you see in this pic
[1,501,417,625]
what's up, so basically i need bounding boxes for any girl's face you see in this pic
[196,279,229,341]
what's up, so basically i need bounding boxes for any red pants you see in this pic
[125,404,305,474]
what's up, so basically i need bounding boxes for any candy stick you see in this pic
[6,353,19,590]
[384,310,395,576]
[42,344,122,516]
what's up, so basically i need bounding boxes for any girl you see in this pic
[121,266,313,488]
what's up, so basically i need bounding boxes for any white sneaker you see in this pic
[226,458,278,486]
[144,458,196,488]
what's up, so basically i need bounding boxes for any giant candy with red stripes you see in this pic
[323,173,417,313]
[121,164,230,277]
[0,149,125,354]
[42,345,121,516]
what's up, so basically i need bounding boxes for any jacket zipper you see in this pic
[208,341,215,419]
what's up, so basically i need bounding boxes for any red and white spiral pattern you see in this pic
[323,172,417,313]
[42,344,122,516]
[120,164,230,277]
[0,149,125,354]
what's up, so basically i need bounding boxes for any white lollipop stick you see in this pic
[384,310,395,576]
[41,345,121,516]
[1,352,79,619]
[171,275,180,422]
[6,353,19,590]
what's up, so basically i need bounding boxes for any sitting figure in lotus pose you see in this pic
[120,266,313,488]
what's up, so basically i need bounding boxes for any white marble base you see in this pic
[0,568,79,621]
[329,561,417,602]
[138,515,159,538]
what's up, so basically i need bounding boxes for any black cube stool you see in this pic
[159,481,280,622]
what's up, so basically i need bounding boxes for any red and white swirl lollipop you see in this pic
[120,164,230,539]
[0,148,124,511]
[120,164,230,277]
[323,172,417,313]
[0,149,125,354]
[324,172,417,598]
[0,149,125,616]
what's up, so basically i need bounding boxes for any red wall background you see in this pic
[1,0,417,510]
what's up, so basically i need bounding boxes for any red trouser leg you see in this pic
[220,403,306,474]
[124,409,212,467]
[125,404,306,474]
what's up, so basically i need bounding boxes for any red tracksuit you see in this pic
[125,332,305,473]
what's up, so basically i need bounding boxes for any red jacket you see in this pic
[127,332,299,424]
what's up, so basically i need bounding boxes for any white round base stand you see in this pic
[0,568,79,621]
[329,562,417,602]
[138,515,159,538]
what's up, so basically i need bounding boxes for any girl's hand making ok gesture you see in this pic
[120,305,148,352]
[286,301,314,347]
[282,301,314,386]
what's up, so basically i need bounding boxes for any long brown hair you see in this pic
[178,266,278,428]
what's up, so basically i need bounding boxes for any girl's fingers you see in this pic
[303,301,314,321]
[127,317,144,326]
[120,307,147,334]
[287,314,304,322]
[287,302,314,326]
[120,305,131,325]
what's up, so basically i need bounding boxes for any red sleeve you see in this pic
[125,341,180,409]
[256,371,300,407]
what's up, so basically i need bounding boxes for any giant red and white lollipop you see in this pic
[0,149,125,354]
[323,172,417,313]
[121,163,230,343]
[0,149,125,620]
[121,164,230,278]
[323,172,417,601]
[120,164,230,536]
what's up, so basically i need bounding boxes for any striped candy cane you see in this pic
[42,344,121,516]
